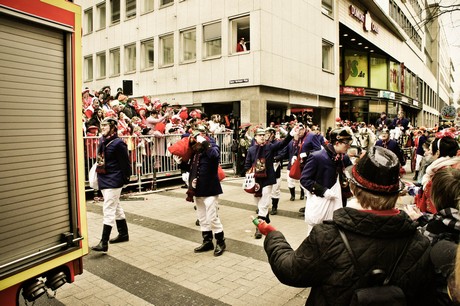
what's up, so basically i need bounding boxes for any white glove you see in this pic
[291,156,297,165]
[323,189,338,200]
[290,128,296,137]
[196,135,206,143]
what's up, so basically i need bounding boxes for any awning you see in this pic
[291,108,314,113]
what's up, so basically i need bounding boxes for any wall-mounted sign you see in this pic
[340,86,366,96]
[349,5,379,34]
[412,100,419,107]
[441,105,456,120]
[229,78,249,84]
[291,108,314,113]
[378,90,395,99]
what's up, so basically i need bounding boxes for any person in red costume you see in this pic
[236,37,247,52]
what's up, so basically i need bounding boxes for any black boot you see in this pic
[214,232,226,256]
[413,171,419,181]
[92,224,112,252]
[300,188,305,200]
[289,188,295,201]
[109,219,129,244]
[194,231,214,253]
[270,198,279,215]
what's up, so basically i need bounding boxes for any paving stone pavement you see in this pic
[25,165,417,306]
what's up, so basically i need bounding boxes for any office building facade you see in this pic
[80,0,453,129]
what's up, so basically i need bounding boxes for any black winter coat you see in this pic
[264,208,437,306]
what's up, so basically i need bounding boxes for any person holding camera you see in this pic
[186,129,226,256]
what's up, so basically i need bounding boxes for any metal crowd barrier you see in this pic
[83,131,235,191]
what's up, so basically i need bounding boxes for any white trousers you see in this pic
[286,173,300,189]
[255,184,273,217]
[415,154,423,171]
[101,188,126,227]
[271,177,281,199]
[195,196,223,233]
[287,173,306,192]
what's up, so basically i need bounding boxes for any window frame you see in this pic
[96,2,106,30]
[160,0,174,8]
[126,0,136,19]
[110,0,121,25]
[180,27,197,64]
[96,51,107,79]
[160,33,174,67]
[124,43,137,73]
[230,15,250,55]
[321,0,333,18]
[141,0,154,14]
[109,47,121,77]
[141,38,154,70]
[84,55,94,82]
[322,39,334,73]
[203,21,222,59]
[84,7,93,35]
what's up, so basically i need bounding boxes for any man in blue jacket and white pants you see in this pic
[92,117,132,252]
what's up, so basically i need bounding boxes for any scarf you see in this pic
[422,156,460,187]
[421,208,460,244]
[96,132,118,174]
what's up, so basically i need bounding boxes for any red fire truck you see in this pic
[0,0,88,304]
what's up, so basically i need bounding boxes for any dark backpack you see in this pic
[338,228,412,306]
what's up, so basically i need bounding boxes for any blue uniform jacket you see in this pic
[301,133,324,155]
[375,139,406,165]
[193,137,223,197]
[245,134,293,189]
[300,145,351,197]
[97,137,132,189]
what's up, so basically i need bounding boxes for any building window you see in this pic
[180,28,196,63]
[126,0,136,18]
[141,39,154,70]
[84,8,93,34]
[141,0,154,13]
[160,0,174,6]
[97,2,106,30]
[160,34,174,67]
[96,51,106,79]
[343,49,368,87]
[370,55,387,90]
[203,22,221,59]
[322,40,333,72]
[125,44,136,72]
[111,0,120,24]
[109,48,120,76]
[321,0,333,17]
[84,55,93,81]
[231,15,250,54]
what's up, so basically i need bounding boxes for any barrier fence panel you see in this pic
[83,131,235,191]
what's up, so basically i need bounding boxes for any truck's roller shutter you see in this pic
[0,16,71,271]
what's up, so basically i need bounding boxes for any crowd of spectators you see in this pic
[82,86,232,140]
